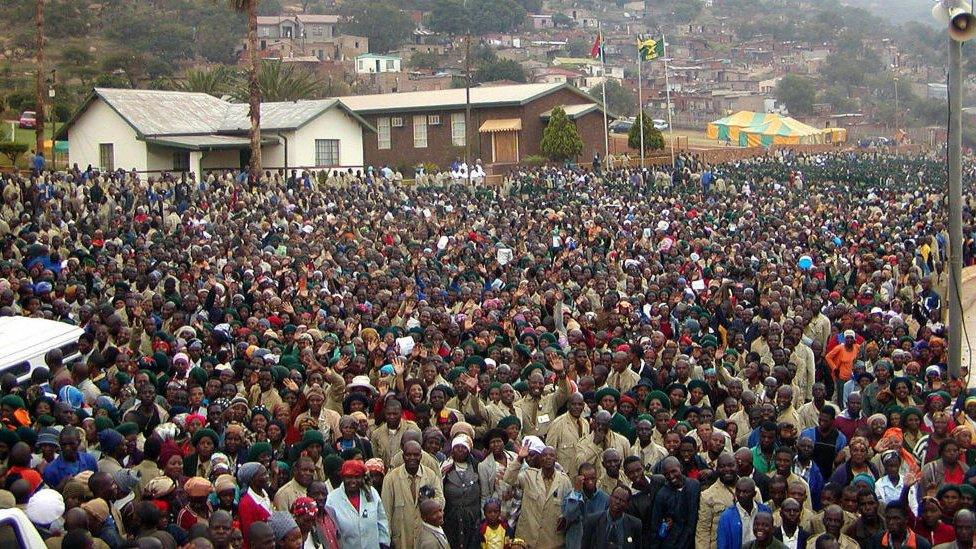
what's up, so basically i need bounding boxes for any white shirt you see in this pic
[875,474,904,505]
[738,502,759,545]
[781,524,800,549]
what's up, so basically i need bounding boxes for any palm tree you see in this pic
[35,0,45,155]
[227,0,261,181]
[172,66,233,96]
[231,61,322,102]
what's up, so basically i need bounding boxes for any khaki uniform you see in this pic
[575,431,632,480]
[777,405,801,429]
[696,480,735,549]
[790,344,817,402]
[417,522,450,549]
[247,386,283,411]
[606,367,640,394]
[596,472,630,496]
[515,376,570,438]
[389,449,441,473]
[631,440,668,472]
[381,464,445,549]
[272,478,307,511]
[446,393,488,438]
[808,532,860,549]
[545,412,588,478]
[370,420,419,466]
[132,459,163,498]
[502,460,573,549]
[486,402,524,430]
[97,455,123,475]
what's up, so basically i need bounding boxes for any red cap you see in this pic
[340,459,367,478]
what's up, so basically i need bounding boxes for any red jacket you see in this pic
[239,490,271,549]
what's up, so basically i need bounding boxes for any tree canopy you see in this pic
[776,75,817,116]
[540,106,583,161]
[340,2,413,53]
[426,0,526,35]
[628,112,665,153]
[474,59,527,84]
[589,80,635,117]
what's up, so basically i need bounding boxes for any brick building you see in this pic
[339,82,608,169]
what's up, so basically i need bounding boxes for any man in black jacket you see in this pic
[581,485,643,549]
[649,456,701,549]
[623,455,666,547]
[773,498,810,549]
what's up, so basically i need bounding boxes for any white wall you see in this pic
[201,150,241,170]
[292,107,364,169]
[67,98,146,172]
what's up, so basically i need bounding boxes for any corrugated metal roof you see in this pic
[220,99,342,132]
[257,14,338,25]
[95,87,230,136]
[540,103,600,119]
[144,134,280,150]
[338,82,563,113]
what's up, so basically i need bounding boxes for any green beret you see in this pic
[117,422,140,437]
[902,407,923,422]
[898,336,915,345]
[38,415,55,427]
[0,430,18,446]
[431,384,455,399]
[323,454,343,475]
[514,344,532,359]
[520,362,546,380]
[609,338,626,348]
[300,430,325,450]
[115,372,131,385]
[489,381,502,390]
[512,380,528,393]
[188,367,208,386]
[445,367,466,383]
[698,335,718,349]
[636,413,655,423]
[276,461,290,476]
[460,339,478,350]
[94,416,116,432]
[283,324,297,335]
[248,441,272,461]
[497,415,522,430]
[609,412,636,443]
[688,379,710,396]
[0,395,25,410]
[645,390,671,411]
[462,356,485,369]
[722,349,739,360]
[271,365,290,383]
[595,387,621,402]
[539,332,557,345]
[15,426,35,447]
[192,428,219,447]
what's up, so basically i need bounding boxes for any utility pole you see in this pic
[35,0,45,156]
[948,38,963,379]
[465,32,472,186]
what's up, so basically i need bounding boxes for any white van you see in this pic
[0,317,84,385]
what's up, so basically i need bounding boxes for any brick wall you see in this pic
[360,87,601,169]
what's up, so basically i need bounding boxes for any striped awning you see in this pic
[479,118,522,133]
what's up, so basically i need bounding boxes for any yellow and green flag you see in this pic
[638,37,664,61]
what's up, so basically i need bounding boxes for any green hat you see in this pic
[645,390,671,411]
[248,441,272,462]
[497,415,521,430]
[698,335,719,349]
[323,454,343,475]
[117,422,140,437]
[37,415,55,427]
[514,344,532,359]
[0,395,25,410]
[595,387,621,403]
[445,367,466,383]
[609,338,626,348]
[271,365,289,383]
[520,362,546,380]
[462,356,485,369]
[539,332,558,345]
[902,407,923,422]
[94,416,116,432]
[192,428,219,447]
[722,349,739,360]
[0,430,18,446]
[188,367,208,386]
[432,384,455,399]
[283,324,297,335]
[688,379,710,397]
[609,412,636,443]
[512,380,528,393]
[300,430,325,450]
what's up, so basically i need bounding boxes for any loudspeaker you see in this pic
[949,7,976,41]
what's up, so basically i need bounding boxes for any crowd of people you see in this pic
[0,148,973,549]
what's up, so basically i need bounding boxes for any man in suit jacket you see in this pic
[581,486,643,549]
[774,498,810,549]
[417,499,450,549]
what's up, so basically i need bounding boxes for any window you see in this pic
[428,115,441,125]
[377,117,391,150]
[391,117,403,127]
[413,115,427,148]
[358,60,364,70]
[451,113,466,147]
[315,139,340,166]
[173,151,190,172]
[99,143,114,171]
[386,60,396,70]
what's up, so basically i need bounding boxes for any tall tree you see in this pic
[173,66,233,96]
[776,74,816,116]
[341,3,413,53]
[589,80,635,117]
[35,0,45,154]
[540,106,583,161]
[628,111,664,153]
[227,0,262,180]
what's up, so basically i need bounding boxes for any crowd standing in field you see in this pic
[0,149,973,548]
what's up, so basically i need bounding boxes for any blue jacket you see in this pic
[716,502,771,549]
[562,489,610,549]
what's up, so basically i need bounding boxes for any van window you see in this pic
[59,342,79,357]
[2,362,29,378]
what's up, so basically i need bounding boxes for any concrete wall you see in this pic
[67,98,146,172]
[201,150,241,171]
[291,107,365,169]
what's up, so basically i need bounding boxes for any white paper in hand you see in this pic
[497,248,513,265]
[395,336,415,356]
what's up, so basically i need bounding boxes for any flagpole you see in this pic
[663,33,675,171]
[637,37,644,169]
[599,23,609,170]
